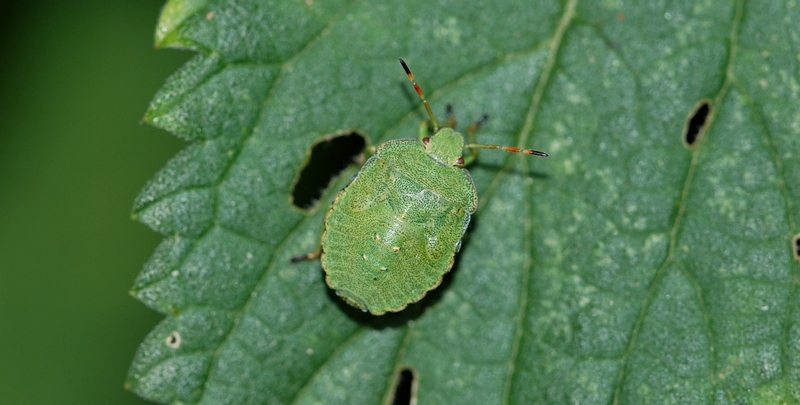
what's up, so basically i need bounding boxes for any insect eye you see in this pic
[422,137,430,146]
[455,157,464,165]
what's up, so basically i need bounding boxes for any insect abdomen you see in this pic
[321,155,470,315]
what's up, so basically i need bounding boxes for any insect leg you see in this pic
[461,114,489,166]
[290,250,321,263]
[446,104,456,128]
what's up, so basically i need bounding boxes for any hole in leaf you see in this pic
[291,131,366,210]
[392,367,417,405]
[165,331,181,349]
[793,234,800,260]
[683,101,711,146]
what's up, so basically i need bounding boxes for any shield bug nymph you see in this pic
[295,58,548,315]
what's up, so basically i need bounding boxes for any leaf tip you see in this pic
[154,0,210,48]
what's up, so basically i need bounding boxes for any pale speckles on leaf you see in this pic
[642,233,668,255]
[432,17,462,45]
[547,134,571,152]
[128,0,800,403]
[562,158,575,174]
[552,122,567,136]
[563,82,590,105]
[570,209,584,224]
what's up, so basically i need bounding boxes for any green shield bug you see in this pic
[295,59,548,315]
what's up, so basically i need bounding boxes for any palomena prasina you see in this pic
[315,59,547,315]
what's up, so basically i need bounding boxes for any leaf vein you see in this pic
[193,5,363,403]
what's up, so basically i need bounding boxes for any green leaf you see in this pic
[127,0,800,403]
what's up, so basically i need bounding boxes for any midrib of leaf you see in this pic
[378,326,413,404]
[501,0,578,404]
[608,0,748,403]
[163,4,557,401]
[353,2,579,401]
[190,4,360,403]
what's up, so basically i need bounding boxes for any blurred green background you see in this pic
[0,2,191,404]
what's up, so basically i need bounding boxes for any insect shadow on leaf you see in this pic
[792,234,800,260]
[290,131,367,210]
[683,100,712,146]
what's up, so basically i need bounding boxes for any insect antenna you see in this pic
[465,143,549,157]
[464,114,549,159]
[400,58,439,132]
